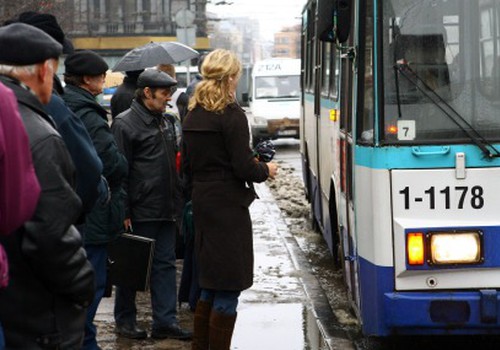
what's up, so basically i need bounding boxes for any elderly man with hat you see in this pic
[0,23,95,349]
[62,49,129,350]
[111,69,192,341]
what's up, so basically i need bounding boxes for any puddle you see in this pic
[232,303,328,350]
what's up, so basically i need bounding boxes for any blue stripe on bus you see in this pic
[304,93,338,108]
[359,256,500,336]
[355,144,500,169]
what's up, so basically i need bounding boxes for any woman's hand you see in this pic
[266,162,278,179]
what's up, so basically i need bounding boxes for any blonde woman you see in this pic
[182,49,278,350]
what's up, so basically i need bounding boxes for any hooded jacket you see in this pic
[45,77,105,219]
[63,85,128,244]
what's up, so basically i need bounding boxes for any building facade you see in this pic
[273,25,300,59]
[67,0,210,56]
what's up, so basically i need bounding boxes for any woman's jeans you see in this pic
[200,289,241,315]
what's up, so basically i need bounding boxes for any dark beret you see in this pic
[137,69,178,88]
[0,23,62,65]
[15,11,74,54]
[64,50,109,76]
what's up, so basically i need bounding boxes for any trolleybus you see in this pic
[301,0,500,337]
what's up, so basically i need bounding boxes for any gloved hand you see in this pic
[253,140,276,163]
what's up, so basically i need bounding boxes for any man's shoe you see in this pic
[115,323,148,339]
[151,323,192,340]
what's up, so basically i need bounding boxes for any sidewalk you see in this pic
[94,182,351,349]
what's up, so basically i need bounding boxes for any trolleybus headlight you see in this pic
[429,231,482,265]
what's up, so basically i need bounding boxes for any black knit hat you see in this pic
[137,69,177,88]
[0,23,62,65]
[64,50,109,76]
[13,11,74,54]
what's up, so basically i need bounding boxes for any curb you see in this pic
[257,183,357,350]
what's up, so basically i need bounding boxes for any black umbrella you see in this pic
[112,41,199,72]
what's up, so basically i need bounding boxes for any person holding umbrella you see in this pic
[111,69,191,341]
[111,40,198,121]
[110,69,143,119]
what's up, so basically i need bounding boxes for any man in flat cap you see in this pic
[63,49,128,350]
[13,11,109,224]
[112,69,192,341]
[0,23,95,349]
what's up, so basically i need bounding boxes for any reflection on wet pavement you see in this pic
[232,303,304,350]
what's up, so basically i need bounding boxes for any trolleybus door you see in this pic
[339,26,359,310]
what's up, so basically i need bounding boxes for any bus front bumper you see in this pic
[383,290,500,334]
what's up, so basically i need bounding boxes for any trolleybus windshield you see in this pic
[381,0,500,144]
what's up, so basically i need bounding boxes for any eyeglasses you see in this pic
[169,85,177,94]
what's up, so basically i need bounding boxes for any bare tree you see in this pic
[0,0,71,30]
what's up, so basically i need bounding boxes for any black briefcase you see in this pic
[108,233,155,291]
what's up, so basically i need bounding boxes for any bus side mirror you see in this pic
[242,92,249,103]
[336,0,352,43]
[317,0,351,44]
[317,0,335,42]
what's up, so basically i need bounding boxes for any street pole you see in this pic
[175,9,196,87]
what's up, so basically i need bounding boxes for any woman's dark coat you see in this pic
[182,103,269,291]
[64,85,128,244]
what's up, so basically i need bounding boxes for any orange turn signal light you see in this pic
[407,232,425,265]
[387,124,398,134]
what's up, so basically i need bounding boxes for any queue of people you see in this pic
[0,10,278,350]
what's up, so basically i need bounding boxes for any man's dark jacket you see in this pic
[45,78,105,218]
[0,75,95,349]
[64,85,128,244]
[112,99,180,222]
[110,75,138,119]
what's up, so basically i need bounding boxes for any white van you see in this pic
[174,65,199,92]
[246,58,301,145]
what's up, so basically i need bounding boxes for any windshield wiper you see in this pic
[394,60,500,158]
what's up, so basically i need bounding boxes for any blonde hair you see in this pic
[188,49,241,113]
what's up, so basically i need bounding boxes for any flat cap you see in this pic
[64,50,109,76]
[13,11,74,54]
[137,69,178,88]
[0,23,62,65]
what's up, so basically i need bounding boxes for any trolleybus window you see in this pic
[321,42,331,96]
[358,1,374,144]
[381,0,500,144]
